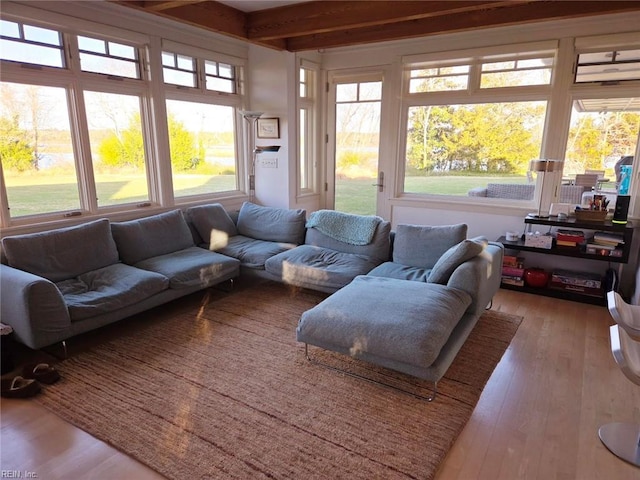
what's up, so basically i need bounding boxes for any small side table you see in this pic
[1,323,15,375]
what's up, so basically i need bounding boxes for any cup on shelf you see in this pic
[506,231,520,241]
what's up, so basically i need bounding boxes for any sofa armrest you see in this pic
[446,242,504,316]
[467,187,488,197]
[0,264,70,349]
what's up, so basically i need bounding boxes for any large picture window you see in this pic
[165,99,238,198]
[84,91,150,207]
[404,101,547,196]
[563,97,639,188]
[402,49,553,199]
[0,81,80,217]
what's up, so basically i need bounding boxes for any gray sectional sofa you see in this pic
[1,202,503,392]
[1,210,239,350]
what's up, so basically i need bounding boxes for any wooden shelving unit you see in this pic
[498,217,635,305]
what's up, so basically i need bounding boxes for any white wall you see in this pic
[247,45,293,208]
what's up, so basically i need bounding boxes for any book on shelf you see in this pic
[503,255,525,268]
[548,281,603,297]
[555,240,580,248]
[556,229,585,243]
[550,269,602,289]
[502,266,525,277]
[592,231,624,246]
[501,276,525,287]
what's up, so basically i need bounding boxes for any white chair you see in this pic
[607,291,640,341]
[598,291,640,467]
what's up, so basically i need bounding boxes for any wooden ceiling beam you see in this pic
[117,0,247,40]
[114,1,640,52]
[139,1,206,12]
[285,1,640,52]
[245,0,518,41]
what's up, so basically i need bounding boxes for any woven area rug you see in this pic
[36,280,522,480]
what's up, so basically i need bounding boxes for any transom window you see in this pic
[78,35,141,79]
[162,51,197,87]
[409,65,469,93]
[0,19,64,68]
[408,54,553,93]
[204,60,235,93]
[575,48,640,83]
[480,56,553,87]
[162,51,237,93]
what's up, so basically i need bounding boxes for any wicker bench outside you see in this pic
[468,183,587,204]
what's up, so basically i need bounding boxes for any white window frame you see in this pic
[0,10,248,230]
[398,42,557,204]
[297,58,319,197]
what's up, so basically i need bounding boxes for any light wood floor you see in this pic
[1,289,639,479]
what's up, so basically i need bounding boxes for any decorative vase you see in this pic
[524,268,549,288]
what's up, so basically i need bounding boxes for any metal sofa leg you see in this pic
[303,344,437,402]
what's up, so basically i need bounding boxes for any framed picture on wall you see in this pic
[257,117,280,139]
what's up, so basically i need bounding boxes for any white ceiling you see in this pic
[216,1,308,12]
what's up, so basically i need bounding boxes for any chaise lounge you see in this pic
[296,224,503,399]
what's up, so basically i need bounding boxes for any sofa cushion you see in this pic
[236,202,306,244]
[186,203,238,246]
[217,235,297,270]
[134,246,240,289]
[265,245,382,292]
[305,221,391,263]
[392,223,467,269]
[56,263,169,321]
[111,210,194,265]
[2,219,119,283]
[367,262,430,282]
[428,237,486,285]
[297,275,472,370]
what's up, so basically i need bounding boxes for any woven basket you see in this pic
[574,209,608,222]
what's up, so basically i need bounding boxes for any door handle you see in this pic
[372,171,384,192]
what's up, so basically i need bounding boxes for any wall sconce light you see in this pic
[527,159,564,218]
[254,145,280,154]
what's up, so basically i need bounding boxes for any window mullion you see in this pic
[64,33,80,75]
[67,82,98,213]
[468,62,481,93]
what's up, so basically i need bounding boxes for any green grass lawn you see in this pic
[336,175,528,215]
[5,173,237,217]
[4,172,526,218]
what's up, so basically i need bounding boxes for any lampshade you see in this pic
[241,111,263,120]
[527,159,564,219]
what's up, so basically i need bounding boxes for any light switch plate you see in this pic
[261,158,278,168]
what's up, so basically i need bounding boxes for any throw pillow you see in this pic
[392,223,467,268]
[427,238,485,285]
[186,204,238,246]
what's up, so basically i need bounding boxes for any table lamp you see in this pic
[527,159,564,218]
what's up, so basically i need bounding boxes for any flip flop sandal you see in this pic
[22,363,61,384]
[1,376,41,398]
